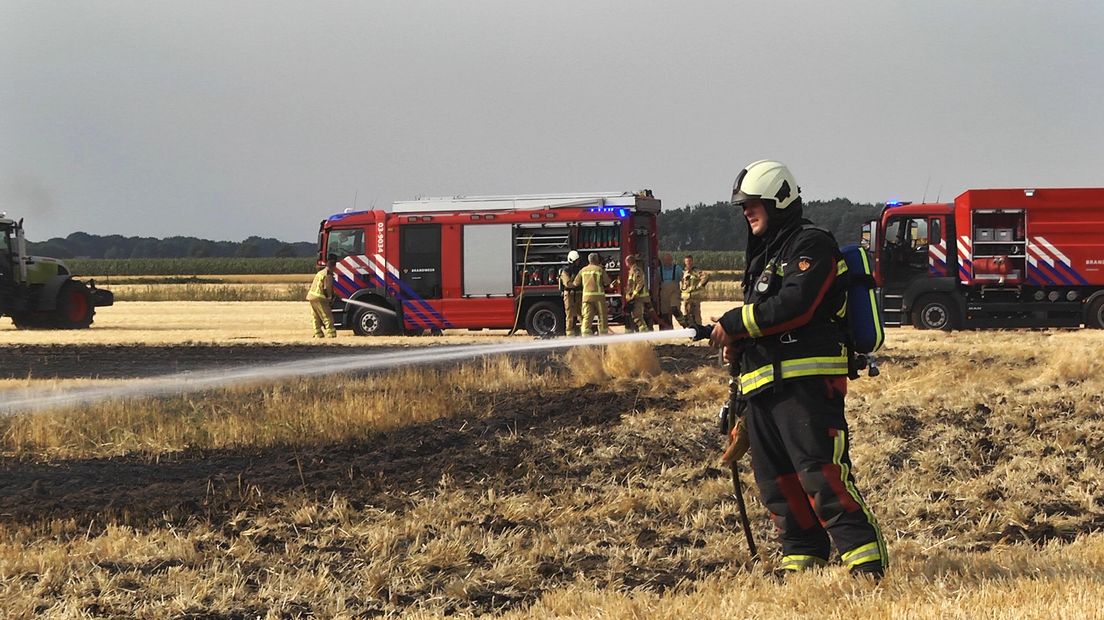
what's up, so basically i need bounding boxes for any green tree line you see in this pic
[27,232,316,260]
[659,198,883,252]
[67,257,316,276]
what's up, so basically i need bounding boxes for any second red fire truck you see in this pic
[316,191,661,336]
[866,187,1104,330]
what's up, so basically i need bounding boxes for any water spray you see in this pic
[341,298,398,316]
[0,329,698,416]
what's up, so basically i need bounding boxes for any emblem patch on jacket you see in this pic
[797,257,812,272]
[756,272,771,293]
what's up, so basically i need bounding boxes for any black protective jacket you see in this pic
[719,203,848,397]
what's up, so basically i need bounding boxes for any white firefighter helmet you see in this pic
[567,250,580,262]
[731,160,801,210]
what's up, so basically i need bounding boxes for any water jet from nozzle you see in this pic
[341,298,398,316]
[0,329,699,416]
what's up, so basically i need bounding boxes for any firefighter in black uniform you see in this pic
[710,160,887,579]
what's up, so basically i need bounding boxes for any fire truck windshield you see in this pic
[328,228,365,259]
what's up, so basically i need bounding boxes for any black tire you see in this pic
[54,280,94,329]
[524,301,564,338]
[1087,296,1104,329]
[912,294,958,331]
[352,306,398,336]
[11,312,49,329]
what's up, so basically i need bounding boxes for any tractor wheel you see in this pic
[1086,296,1104,329]
[912,294,958,331]
[11,312,48,329]
[352,306,398,336]
[54,280,94,329]
[524,301,564,338]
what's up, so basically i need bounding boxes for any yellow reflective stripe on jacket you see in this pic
[837,259,848,276]
[307,269,332,300]
[681,269,708,299]
[578,266,607,299]
[626,266,648,298]
[742,303,762,338]
[779,555,828,571]
[738,352,849,393]
[833,429,888,568]
[836,291,848,319]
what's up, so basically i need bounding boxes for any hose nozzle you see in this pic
[691,324,714,341]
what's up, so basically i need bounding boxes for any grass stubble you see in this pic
[1,332,1103,618]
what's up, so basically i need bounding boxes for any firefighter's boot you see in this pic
[769,555,827,580]
[849,560,885,582]
[779,555,827,573]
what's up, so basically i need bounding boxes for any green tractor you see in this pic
[1,214,113,329]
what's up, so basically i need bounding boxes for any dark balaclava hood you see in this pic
[741,197,807,293]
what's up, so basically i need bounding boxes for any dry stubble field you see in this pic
[2,300,1104,619]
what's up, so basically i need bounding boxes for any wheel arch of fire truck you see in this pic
[866,187,1104,330]
[316,191,661,336]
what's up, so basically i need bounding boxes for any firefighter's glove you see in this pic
[689,324,712,341]
[720,417,749,466]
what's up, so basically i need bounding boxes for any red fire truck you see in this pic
[316,191,661,336]
[866,187,1104,330]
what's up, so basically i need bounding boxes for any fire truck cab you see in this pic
[868,188,1104,330]
[317,191,661,336]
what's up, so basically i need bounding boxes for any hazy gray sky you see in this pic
[3,1,1103,242]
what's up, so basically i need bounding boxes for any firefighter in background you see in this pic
[559,250,585,337]
[307,254,338,338]
[573,252,611,336]
[657,252,683,329]
[623,254,651,332]
[709,160,887,579]
[679,254,709,327]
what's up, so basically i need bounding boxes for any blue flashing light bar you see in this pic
[885,200,912,208]
[588,207,629,218]
[328,209,374,222]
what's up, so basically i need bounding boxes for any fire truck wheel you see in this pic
[352,307,397,336]
[912,294,957,331]
[54,280,95,329]
[1087,296,1104,329]
[524,301,564,338]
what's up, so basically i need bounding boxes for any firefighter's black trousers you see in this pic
[745,377,887,568]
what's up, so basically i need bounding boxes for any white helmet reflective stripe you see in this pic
[732,160,801,210]
[567,250,580,262]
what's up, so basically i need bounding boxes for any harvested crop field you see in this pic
[2,303,1104,618]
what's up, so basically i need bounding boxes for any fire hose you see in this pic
[692,324,757,561]
[720,383,758,561]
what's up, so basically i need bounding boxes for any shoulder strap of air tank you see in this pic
[793,225,863,378]
[770,224,849,390]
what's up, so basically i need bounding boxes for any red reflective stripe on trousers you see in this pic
[777,473,818,530]
[821,463,862,513]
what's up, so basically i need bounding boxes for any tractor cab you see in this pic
[0,217,21,309]
[1,218,14,282]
